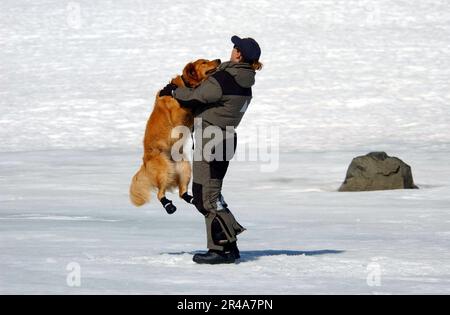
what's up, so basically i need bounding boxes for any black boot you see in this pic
[160,197,176,214]
[193,250,235,264]
[211,218,240,259]
[224,242,240,259]
[181,192,194,204]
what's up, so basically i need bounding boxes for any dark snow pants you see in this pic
[192,120,245,251]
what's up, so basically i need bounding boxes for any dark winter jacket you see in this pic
[173,61,255,129]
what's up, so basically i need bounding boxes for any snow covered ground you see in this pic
[1,0,450,294]
[1,149,450,294]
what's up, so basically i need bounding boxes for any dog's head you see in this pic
[182,59,221,88]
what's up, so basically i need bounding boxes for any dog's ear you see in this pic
[183,62,199,81]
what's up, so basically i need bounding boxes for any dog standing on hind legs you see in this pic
[129,59,221,214]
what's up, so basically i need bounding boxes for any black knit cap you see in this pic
[231,35,261,62]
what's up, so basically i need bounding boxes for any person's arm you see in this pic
[173,76,223,109]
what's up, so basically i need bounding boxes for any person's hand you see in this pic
[159,83,177,97]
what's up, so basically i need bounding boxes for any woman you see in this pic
[160,35,262,264]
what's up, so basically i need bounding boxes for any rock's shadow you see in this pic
[164,249,345,263]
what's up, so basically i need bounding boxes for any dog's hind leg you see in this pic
[159,191,177,214]
[176,160,193,204]
[156,163,177,215]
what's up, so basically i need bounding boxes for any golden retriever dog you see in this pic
[130,58,221,214]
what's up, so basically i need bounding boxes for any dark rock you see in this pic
[338,152,418,192]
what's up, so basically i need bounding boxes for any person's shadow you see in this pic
[237,249,344,262]
[165,249,344,263]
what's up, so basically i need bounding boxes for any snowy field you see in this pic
[1,0,450,294]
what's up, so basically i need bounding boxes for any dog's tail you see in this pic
[129,164,152,207]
